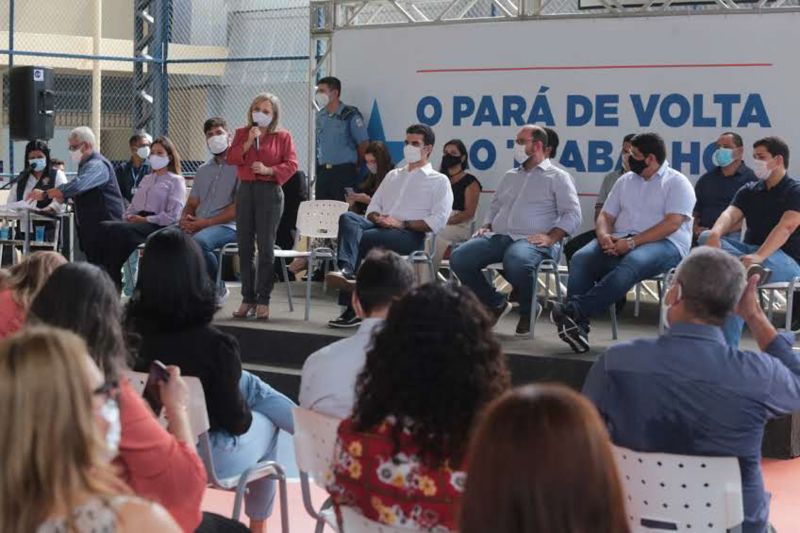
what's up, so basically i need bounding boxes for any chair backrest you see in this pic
[292,407,341,488]
[123,371,210,438]
[339,506,428,533]
[613,445,743,532]
[296,200,349,240]
[124,370,147,395]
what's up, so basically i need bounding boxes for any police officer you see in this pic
[314,76,369,201]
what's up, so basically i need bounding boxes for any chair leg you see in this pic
[610,304,619,340]
[231,483,246,522]
[216,251,224,289]
[531,266,542,339]
[278,472,290,533]
[281,258,294,312]
[634,283,641,317]
[767,290,776,323]
[305,252,314,321]
[786,289,795,332]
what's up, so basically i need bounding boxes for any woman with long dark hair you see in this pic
[348,141,393,215]
[460,384,630,533]
[327,283,510,531]
[228,93,299,320]
[126,227,295,533]
[29,262,206,532]
[98,136,186,288]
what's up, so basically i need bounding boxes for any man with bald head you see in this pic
[450,124,581,336]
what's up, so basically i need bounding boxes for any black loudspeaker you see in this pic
[9,66,55,141]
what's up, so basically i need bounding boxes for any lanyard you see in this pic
[131,164,146,189]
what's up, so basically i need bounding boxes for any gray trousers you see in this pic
[236,181,284,305]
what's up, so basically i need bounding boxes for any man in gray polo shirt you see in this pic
[552,132,696,353]
[179,117,238,299]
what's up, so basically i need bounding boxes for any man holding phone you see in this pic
[701,136,800,347]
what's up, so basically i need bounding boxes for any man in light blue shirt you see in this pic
[450,125,582,336]
[583,247,800,533]
[552,132,695,353]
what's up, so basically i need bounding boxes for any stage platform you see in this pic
[212,281,799,459]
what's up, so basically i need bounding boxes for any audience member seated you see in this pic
[552,132,695,353]
[179,117,238,301]
[300,250,414,418]
[99,136,186,289]
[564,134,634,264]
[327,283,510,530]
[325,124,453,328]
[115,131,152,204]
[460,384,630,533]
[701,136,800,346]
[126,228,295,533]
[0,327,181,532]
[450,125,581,336]
[583,247,800,533]
[693,131,757,245]
[0,251,64,339]
[29,262,206,532]
[431,139,482,270]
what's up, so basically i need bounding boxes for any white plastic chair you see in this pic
[760,277,800,332]
[292,407,342,533]
[339,506,429,533]
[612,445,743,533]
[125,371,289,532]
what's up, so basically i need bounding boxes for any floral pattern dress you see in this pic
[327,417,465,532]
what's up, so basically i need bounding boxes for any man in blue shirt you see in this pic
[115,131,152,204]
[701,136,800,346]
[583,247,800,533]
[30,126,124,264]
[314,76,369,201]
[693,131,757,243]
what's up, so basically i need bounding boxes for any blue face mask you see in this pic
[28,158,46,172]
[711,148,734,168]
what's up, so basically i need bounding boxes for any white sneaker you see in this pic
[216,284,230,306]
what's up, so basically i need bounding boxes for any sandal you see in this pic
[232,303,256,319]
[256,305,270,321]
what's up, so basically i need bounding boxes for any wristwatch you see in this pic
[626,237,637,250]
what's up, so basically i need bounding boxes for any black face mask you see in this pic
[629,155,648,175]
[441,154,463,174]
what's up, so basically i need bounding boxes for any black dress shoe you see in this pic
[551,302,590,354]
[328,307,362,329]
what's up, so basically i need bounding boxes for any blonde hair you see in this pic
[0,327,122,533]
[1,251,66,310]
[247,92,281,134]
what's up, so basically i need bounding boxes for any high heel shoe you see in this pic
[255,305,270,321]
[232,303,256,319]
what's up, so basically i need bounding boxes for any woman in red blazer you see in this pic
[227,93,299,320]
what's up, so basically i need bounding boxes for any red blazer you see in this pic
[227,127,299,185]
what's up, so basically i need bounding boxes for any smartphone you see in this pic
[142,360,170,415]
[344,187,354,196]
[746,264,772,286]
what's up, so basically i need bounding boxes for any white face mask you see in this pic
[314,91,330,109]
[252,111,272,128]
[514,142,530,164]
[149,154,170,170]
[404,144,423,164]
[69,146,83,164]
[136,146,151,160]
[752,159,771,180]
[207,134,229,155]
[661,283,682,330]
[366,162,378,174]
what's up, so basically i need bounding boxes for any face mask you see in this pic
[366,162,378,174]
[28,158,46,172]
[252,111,272,128]
[149,154,170,171]
[404,144,423,164]
[629,155,648,176]
[441,154,463,174]
[69,146,83,164]
[314,92,330,109]
[712,148,734,168]
[137,146,151,160]
[661,283,682,330]
[514,143,530,164]
[207,134,229,155]
[752,159,771,180]
[100,398,121,458]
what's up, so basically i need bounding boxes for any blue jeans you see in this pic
[568,238,682,328]
[698,232,800,347]
[193,225,237,290]
[449,234,556,316]
[210,370,296,520]
[336,212,425,306]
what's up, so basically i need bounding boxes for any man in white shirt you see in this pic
[552,132,696,353]
[450,125,582,336]
[326,123,453,328]
[300,250,415,418]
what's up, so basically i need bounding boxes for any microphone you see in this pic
[255,136,260,152]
